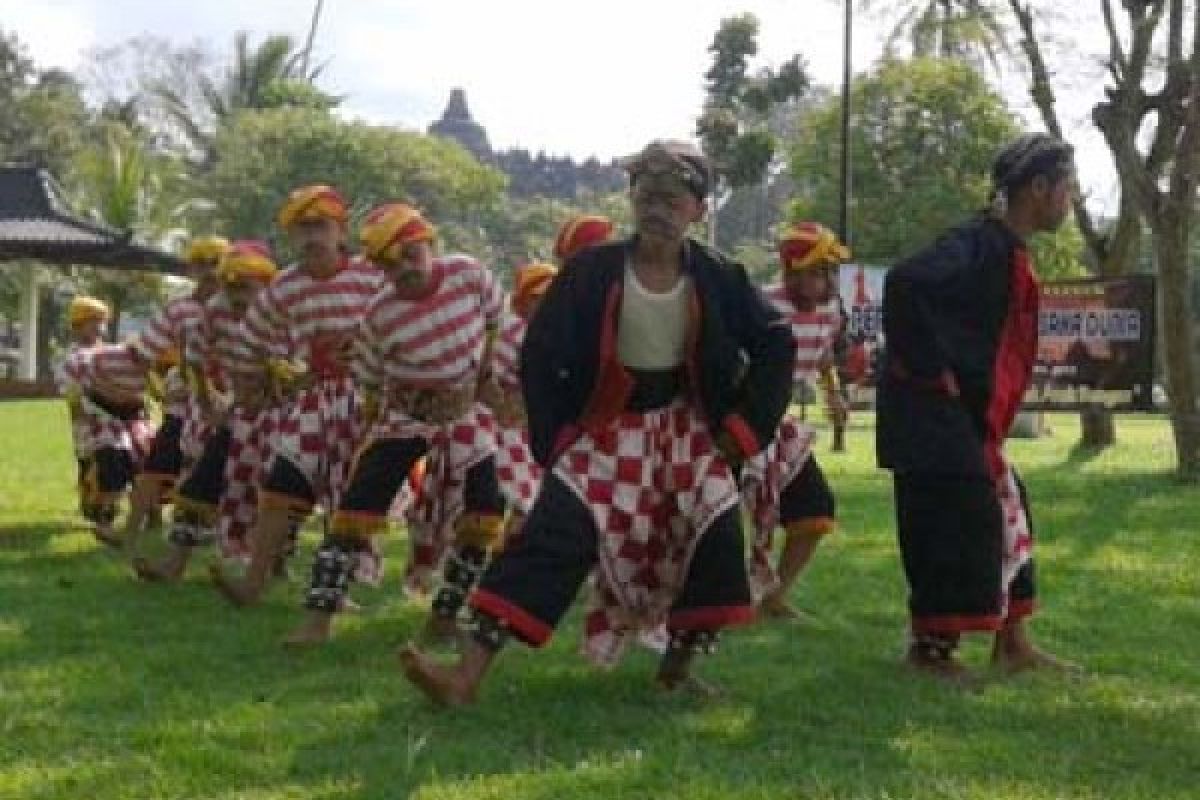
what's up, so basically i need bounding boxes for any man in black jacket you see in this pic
[400,139,795,705]
[878,133,1080,682]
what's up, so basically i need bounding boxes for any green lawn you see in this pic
[1,399,1196,800]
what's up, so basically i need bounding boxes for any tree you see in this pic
[205,108,505,258]
[154,32,338,166]
[1007,0,1200,479]
[82,34,215,150]
[0,30,89,176]
[1,29,94,362]
[71,123,194,337]
[862,0,1012,71]
[788,57,1019,263]
[696,13,810,248]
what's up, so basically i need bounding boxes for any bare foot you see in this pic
[993,646,1082,676]
[93,527,123,548]
[283,612,334,648]
[396,643,476,707]
[132,555,185,583]
[656,672,725,699]
[339,597,363,614]
[759,596,810,623]
[904,647,984,691]
[419,615,461,647]
[209,562,263,608]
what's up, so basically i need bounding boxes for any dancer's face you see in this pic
[74,318,106,344]
[289,216,344,265]
[190,259,221,301]
[224,277,270,310]
[630,158,704,246]
[1025,168,1075,233]
[784,265,836,306]
[382,240,434,291]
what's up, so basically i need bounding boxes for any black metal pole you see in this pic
[838,0,853,246]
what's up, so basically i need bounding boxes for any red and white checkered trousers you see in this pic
[270,376,364,509]
[554,401,741,667]
[218,405,280,560]
[397,404,497,593]
[996,457,1032,615]
[82,396,154,465]
[179,397,213,465]
[740,415,816,601]
[494,425,542,515]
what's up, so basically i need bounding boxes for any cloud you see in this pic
[5,0,1117,205]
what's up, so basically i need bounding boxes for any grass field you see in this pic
[1,399,1196,799]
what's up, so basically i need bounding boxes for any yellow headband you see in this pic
[360,203,436,264]
[68,296,110,328]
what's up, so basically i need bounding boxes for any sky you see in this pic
[2,0,1120,207]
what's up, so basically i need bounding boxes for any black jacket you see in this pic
[876,215,1025,476]
[519,236,795,468]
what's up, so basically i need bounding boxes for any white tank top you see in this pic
[617,265,690,369]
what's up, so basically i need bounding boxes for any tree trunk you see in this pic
[1152,212,1200,480]
[35,289,58,383]
[1079,406,1116,448]
[1075,196,1144,449]
[108,295,124,344]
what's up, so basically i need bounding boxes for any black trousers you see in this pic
[778,455,836,526]
[334,437,505,526]
[93,447,135,497]
[894,470,1036,635]
[175,426,232,510]
[140,414,185,480]
[470,474,753,647]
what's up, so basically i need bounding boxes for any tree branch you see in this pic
[1141,1,1185,182]
[1167,0,1183,66]
[1101,0,1129,82]
[1166,0,1200,205]
[1007,0,1109,262]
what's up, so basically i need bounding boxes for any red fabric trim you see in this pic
[684,288,703,409]
[1005,598,1036,622]
[469,589,553,647]
[722,414,760,458]
[579,283,632,430]
[985,246,1039,479]
[668,604,757,631]
[912,613,1003,635]
[550,424,582,463]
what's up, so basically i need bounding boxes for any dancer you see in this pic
[744,222,849,621]
[399,139,794,706]
[878,133,1080,681]
[285,202,505,645]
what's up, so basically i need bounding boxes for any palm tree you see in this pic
[154,32,333,167]
[861,0,1011,72]
[72,124,197,336]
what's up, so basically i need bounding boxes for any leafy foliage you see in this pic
[788,58,1021,264]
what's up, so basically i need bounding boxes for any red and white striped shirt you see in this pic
[761,283,841,391]
[244,257,384,376]
[490,311,526,393]
[132,296,203,364]
[354,255,504,392]
[57,343,93,397]
[196,293,278,393]
[75,342,149,402]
